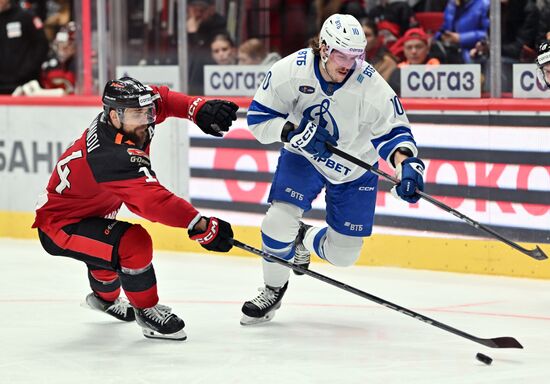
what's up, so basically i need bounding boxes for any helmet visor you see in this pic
[119,106,156,125]
[330,49,364,70]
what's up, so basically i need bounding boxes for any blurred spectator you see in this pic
[340,1,368,20]
[0,0,49,94]
[500,0,539,61]
[43,0,72,41]
[315,0,368,30]
[40,21,76,94]
[370,0,418,39]
[537,0,550,42]
[361,17,398,80]
[238,38,281,66]
[435,0,490,64]
[211,33,237,65]
[412,0,448,11]
[399,28,440,65]
[470,0,539,92]
[388,28,440,94]
[187,0,228,94]
[377,19,402,49]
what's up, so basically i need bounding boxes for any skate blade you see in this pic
[80,299,101,312]
[240,309,277,326]
[141,327,187,341]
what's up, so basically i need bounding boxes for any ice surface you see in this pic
[1,238,549,384]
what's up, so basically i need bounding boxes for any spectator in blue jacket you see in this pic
[435,0,490,63]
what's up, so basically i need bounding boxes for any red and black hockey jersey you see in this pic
[33,85,201,234]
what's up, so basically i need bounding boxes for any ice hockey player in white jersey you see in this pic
[241,13,426,325]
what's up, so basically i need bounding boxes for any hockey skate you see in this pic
[240,282,288,325]
[293,221,312,275]
[83,292,136,322]
[135,304,187,341]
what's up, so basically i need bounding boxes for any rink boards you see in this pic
[0,97,548,278]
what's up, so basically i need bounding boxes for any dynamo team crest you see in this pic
[302,99,339,141]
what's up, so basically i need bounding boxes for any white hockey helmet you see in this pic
[536,40,550,88]
[319,14,367,67]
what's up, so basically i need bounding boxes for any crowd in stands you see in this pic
[312,0,550,95]
[0,0,75,95]
[1,0,550,96]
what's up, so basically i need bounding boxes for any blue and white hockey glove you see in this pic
[287,119,337,159]
[391,157,425,203]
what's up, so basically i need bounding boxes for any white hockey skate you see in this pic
[293,221,312,275]
[240,282,288,325]
[82,292,135,322]
[135,304,187,341]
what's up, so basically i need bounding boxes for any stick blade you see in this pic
[480,337,523,349]
[526,246,548,261]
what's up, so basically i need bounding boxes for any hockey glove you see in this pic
[188,98,238,137]
[188,216,234,252]
[287,119,337,159]
[391,157,425,203]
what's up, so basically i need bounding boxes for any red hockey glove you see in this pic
[188,216,234,252]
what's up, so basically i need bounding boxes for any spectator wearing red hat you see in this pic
[399,28,440,66]
[387,28,440,94]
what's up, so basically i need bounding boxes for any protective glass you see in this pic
[329,49,364,70]
[118,106,156,125]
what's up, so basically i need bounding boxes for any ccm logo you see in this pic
[358,186,375,191]
[196,219,218,244]
[188,97,204,122]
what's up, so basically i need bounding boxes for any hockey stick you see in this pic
[232,239,522,349]
[326,144,548,261]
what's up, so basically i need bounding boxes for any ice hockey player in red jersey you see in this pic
[32,76,238,340]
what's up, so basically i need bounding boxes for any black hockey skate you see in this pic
[135,304,187,341]
[83,292,135,322]
[240,282,288,325]
[293,221,312,276]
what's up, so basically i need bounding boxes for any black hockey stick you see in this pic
[232,239,522,349]
[326,144,548,261]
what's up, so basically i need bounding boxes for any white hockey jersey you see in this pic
[247,48,418,184]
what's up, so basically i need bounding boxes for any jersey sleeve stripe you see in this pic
[378,135,417,160]
[370,126,412,149]
[247,100,289,127]
[247,113,284,126]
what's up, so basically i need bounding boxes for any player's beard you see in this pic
[124,124,148,148]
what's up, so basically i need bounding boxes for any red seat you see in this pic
[415,12,444,35]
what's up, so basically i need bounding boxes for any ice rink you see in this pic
[1,237,549,384]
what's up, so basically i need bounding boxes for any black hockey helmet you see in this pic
[536,40,550,88]
[102,76,158,125]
